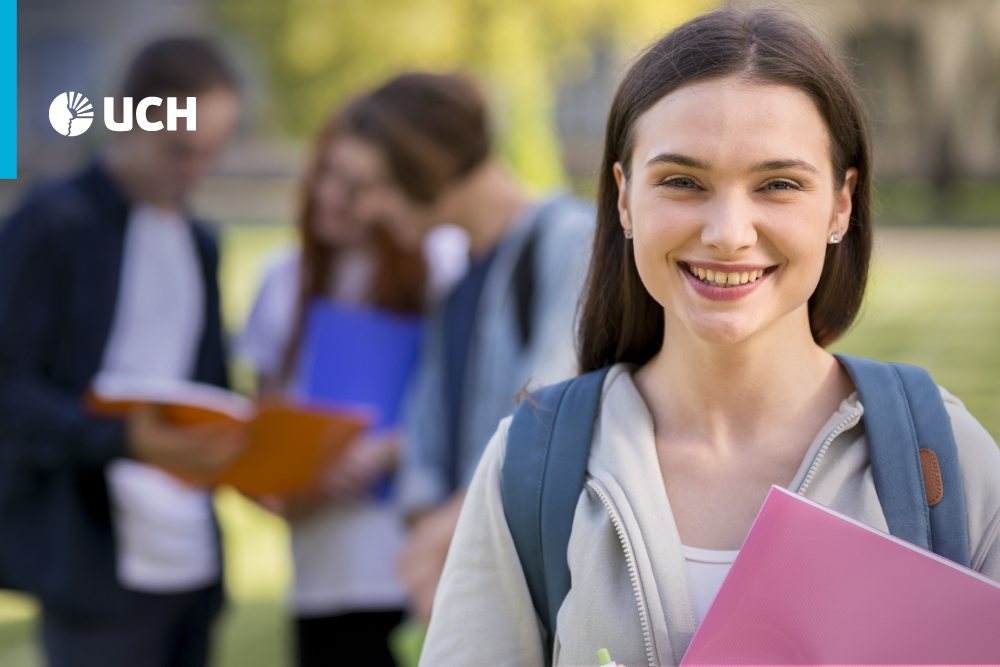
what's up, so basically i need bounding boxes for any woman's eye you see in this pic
[659,176,700,189]
[762,179,801,191]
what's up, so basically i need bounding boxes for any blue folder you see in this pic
[300,301,424,500]
[301,300,423,428]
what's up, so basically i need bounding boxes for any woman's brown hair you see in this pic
[578,7,873,373]
[278,111,428,383]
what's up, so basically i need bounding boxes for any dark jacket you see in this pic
[0,161,229,615]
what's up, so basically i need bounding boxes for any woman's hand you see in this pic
[324,431,398,502]
[257,431,400,520]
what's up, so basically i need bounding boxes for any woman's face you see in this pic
[615,75,856,348]
[311,136,389,247]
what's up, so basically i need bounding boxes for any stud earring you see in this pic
[829,232,841,244]
[624,228,633,239]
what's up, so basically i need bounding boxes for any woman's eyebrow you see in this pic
[645,152,709,170]
[751,158,819,174]
[645,153,820,175]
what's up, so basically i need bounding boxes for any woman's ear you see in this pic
[830,167,858,239]
[613,161,632,234]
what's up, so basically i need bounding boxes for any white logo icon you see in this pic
[49,92,95,137]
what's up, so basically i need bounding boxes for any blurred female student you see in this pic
[240,108,463,667]
[418,8,1000,666]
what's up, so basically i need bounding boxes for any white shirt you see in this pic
[681,544,739,625]
[101,204,219,593]
[238,230,466,615]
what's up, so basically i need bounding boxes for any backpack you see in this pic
[500,354,970,662]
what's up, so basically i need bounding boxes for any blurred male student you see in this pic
[339,73,595,621]
[0,38,241,667]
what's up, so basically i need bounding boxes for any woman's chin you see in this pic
[682,313,761,348]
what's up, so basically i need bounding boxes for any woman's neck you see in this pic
[450,162,532,258]
[634,310,851,456]
[321,238,378,300]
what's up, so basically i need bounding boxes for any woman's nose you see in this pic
[699,192,758,255]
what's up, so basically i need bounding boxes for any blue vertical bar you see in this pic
[0,0,15,179]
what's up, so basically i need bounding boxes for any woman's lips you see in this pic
[679,261,777,301]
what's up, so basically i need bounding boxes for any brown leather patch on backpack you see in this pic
[919,448,944,507]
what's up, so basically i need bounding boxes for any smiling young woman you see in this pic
[416,8,1000,667]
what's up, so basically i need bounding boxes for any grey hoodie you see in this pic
[420,364,1000,667]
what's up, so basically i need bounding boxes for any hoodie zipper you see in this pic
[582,404,863,666]
[796,405,864,495]
[586,479,658,667]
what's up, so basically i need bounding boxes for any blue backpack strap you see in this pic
[501,366,611,660]
[835,354,970,565]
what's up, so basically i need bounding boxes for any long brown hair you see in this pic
[279,111,428,383]
[578,8,874,373]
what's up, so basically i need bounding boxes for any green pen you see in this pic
[597,647,615,667]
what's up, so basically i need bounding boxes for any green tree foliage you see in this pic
[218,0,715,189]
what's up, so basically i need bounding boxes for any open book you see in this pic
[681,485,1000,665]
[86,373,371,496]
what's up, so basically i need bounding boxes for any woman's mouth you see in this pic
[681,263,775,287]
[678,261,778,300]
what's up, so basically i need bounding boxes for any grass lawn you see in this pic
[0,224,996,666]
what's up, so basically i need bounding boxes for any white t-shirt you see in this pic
[101,204,219,593]
[239,230,466,615]
[681,544,739,625]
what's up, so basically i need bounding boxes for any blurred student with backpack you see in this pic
[340,72,596,622]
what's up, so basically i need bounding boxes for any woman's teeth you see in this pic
[687,265,766,287]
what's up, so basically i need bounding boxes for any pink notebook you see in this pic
[681,486,1000,665]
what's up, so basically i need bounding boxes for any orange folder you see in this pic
[85,374,371,496]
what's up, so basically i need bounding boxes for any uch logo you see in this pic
[49,92,94,137]
[48,92,197,136]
